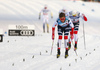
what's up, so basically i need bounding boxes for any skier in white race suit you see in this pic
[68,10,87,50]
[39,5,53,33]
[59,7,69,16]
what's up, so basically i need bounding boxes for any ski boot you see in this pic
[65,49,68,58]
[43,30,45,33]
[47,30,49,33]
[74,43,77,51]
[57,49,60,58]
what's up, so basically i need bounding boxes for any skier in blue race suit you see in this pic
[52,12,74,58]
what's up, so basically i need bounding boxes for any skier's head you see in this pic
[59,12,65,23]
[59,7,66,14]
[62,7,66,13]
[72,10,77,17]
[44,5,47,9]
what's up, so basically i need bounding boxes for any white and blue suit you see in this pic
[52,16,74,50]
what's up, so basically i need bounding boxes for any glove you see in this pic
[71,35,74,40]
[70,28,74,40]
[52,27,55,40]
[52,35,54,40]
[82,14,87,21]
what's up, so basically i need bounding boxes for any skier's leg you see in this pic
[68,27,71,49]
[64,35,68,50]
[43,23,45,33]
[74,23,79,50]
[58,35,62,51]
[57,35,62,58]
[64,28,69,58]
[64,35,69,58]
[43,18,45,33]
[57,26,63,58]
[74,30,78,49]
[46,17,49,33]
[47,23,49,33]
[68,31,72,49]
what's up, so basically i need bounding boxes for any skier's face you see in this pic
[72,13,77,17]
[60,17,65,23]
[44,7,47,9]
[63,10,65,12]
[73,14,76,17]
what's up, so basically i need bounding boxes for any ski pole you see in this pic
[50,40,54,55]
[83,20,86,50]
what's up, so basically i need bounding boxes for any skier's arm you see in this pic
[49,10,53,18]
[39,12,41,19]
[51,12,53,18]
[52,22,57,40]
[69,19,74,39]
[39,9,43,19]
[81,13,87,21]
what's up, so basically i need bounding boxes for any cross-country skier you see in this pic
[59,7,69,16]
[68,10,87,50]
[52,12,74,58]
[39,5,53,33]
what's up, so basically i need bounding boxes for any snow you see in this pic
[0,0,100,70]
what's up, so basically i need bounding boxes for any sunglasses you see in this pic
[60,17,65,21]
